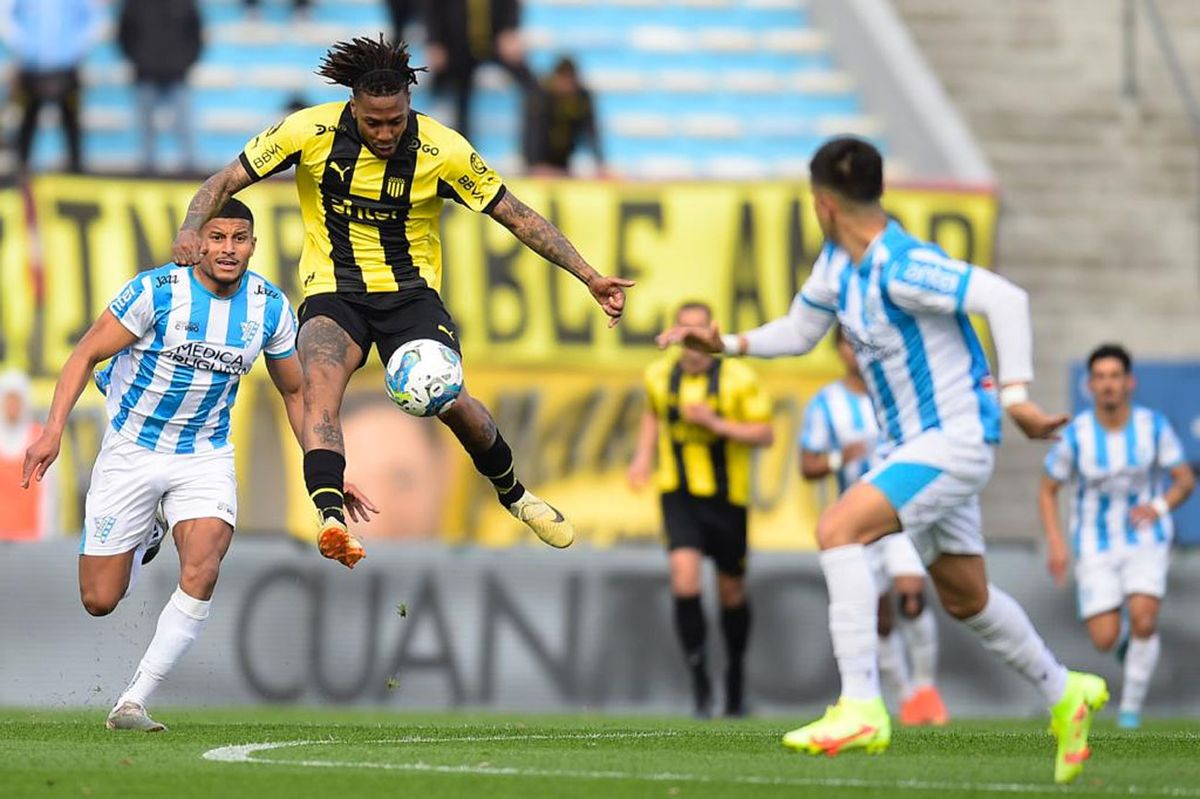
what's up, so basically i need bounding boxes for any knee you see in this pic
[1091,628,1120,652]
[939,592,986,621]
[81,588,120,617]
[814,512,855,550]
[179,562,220,597]
[1130,614,1158,639]
[717,577,745,608]
[898,590,926,620]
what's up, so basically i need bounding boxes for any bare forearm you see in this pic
[182,161,252,233]
[45,351,100,435]
[282,390,304,448]
[632,411,658,465]
[1038,486,1064,545]
[1165,466,1196,510]
[490,192,598,284]
[712,419,774,446]
[800,451,831,481]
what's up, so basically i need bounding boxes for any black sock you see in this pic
[721,602,751,715]
[674,595,710,713]
[304,449,346,524]
[470,432,526,506]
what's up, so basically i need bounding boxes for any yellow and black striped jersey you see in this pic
[240,102,506,297]
[643,355,772,506]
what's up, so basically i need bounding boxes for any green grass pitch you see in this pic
[2,708,1198,799]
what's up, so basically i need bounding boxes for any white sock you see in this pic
[820,545,880,702]
[962,584,1068,707]
[876,633,912,705]
[1120,634,1160,714]
[115,586,210,710]
[898,606,938,689]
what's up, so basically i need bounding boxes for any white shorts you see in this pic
[1075,545,1170,620]
[867,533,927,595]
[80,427,237,556]
[865,430,995,566]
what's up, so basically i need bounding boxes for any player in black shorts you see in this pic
[628,302,774,716]
[172,36,632,566]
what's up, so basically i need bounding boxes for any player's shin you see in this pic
[1119,634,1160,719]
[115,586,210,711]
[820,545,881,701]
[674,595,711,716]
[877,632,911,705]
[720,602,750,716]
[304,449,347,524]
[897,602,938,689]
[469,431,526,506]
[961,584,1067,705]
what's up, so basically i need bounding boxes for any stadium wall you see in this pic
[4,540,1200,716]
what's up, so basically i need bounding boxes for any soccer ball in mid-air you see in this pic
[384,339,463,417]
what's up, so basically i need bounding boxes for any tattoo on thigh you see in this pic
[298,318,354,369]
[313,409,344,449]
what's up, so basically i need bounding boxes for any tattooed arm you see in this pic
[172,159,256,265]
[488,190,634,327]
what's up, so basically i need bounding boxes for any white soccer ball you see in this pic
[384,339,464,417]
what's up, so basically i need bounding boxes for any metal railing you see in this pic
[1122,0,1200,278]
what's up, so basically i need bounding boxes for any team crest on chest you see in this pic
[240,320,261,344]
[385,176,406,198]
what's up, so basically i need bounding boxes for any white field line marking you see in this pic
[201,734,1200,798]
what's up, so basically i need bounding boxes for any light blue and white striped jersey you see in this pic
[799,221,1001,453]
[800,380,880,495]
[1044,406,1185,556]
[95,264,297,454]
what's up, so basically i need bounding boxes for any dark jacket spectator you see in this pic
[524,57,604,176]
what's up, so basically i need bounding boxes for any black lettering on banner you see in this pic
[729,202,766,330]
[272,204,304,299]
[615,201,663,346]
[928,212,976,264]
[593,385,644,472]
[377,573,465,704]
[478,573,582,702]
[537,387,605,479]
[585,573,677,704]
[310,571,382,701]
[544,199,592,345]
[129,204,179,270]
[483,218,528,343]
[788,198,813,298]
[738,571,835,702]
[236,566,314,702]
[57,200,102,343]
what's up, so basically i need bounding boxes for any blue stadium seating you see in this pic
[3,0,879,177]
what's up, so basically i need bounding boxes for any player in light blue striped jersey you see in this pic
[20,199,376,733]
[800,326,947,727]
[659,137,1108,783]
[1039,344,1194,729]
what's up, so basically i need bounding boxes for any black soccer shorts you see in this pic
[297,288,461,369]
[660,491,749,577]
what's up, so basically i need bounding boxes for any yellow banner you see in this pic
[0,176,997,547]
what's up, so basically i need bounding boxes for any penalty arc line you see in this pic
[201,735,1200,798]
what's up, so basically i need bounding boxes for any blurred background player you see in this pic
[799,325,946,726]
[170,35,633,567]
[21,199,374,733]
[117,0,203,175]
[1039,343,1194,730]
[1,0,104,175]
[628,301,773,718]
[425,0,536,140]
[523,56,605,177]
[0,369,56,541]
[659,136,1107,784]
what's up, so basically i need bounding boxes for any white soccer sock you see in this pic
[876,633,912,705]
[115,586,211,710]
[1120,634,1160,714]
[898,606,938,689]
[961,584,1068,707]
[820,544,880,702]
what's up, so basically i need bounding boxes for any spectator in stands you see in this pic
[524,56,605,177]
[118,0,203,175]
[244,0,310,19]
[0,0,104,175]
[0,369,56,541]
[425,0,536,140]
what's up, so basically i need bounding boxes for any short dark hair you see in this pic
[809,137,884,203]
[676,301,713,322]
[213,198,254,229]
[1087,343,1132,374]
[317,34,424,97]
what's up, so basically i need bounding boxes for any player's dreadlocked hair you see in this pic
[316,34,425,97]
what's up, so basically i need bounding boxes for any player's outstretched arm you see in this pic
[22,311,137,488]
[173,159,256,265]
[627,410,658,491]
[656,293,834,359]
[487,190,634,328]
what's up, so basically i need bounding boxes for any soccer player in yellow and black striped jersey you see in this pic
[627,301,773,717]
[172,36,633,567]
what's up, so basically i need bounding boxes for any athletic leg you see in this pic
[669,547,711,717]
[78,552,137,617]
[297,313,366,567]
[1118,593,1162,727]
[109,518,232,730]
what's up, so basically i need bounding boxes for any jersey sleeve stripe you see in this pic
[800,293,836,315]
